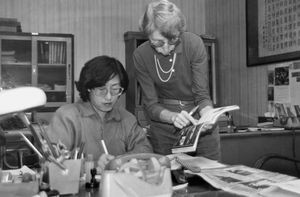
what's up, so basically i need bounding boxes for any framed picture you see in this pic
[246,0,300,67]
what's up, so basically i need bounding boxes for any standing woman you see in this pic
[133,0,220,160]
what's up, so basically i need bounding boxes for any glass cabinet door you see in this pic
[0,37,32,88]
[37,40,68,107]
[0,33,73,112]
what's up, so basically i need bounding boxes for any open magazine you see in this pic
[172,105,240,154]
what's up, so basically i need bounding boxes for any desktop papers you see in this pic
[187,165,298,197]
[167,153,226,171]
[263,179,300,197]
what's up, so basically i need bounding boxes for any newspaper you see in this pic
[187,165,298,197]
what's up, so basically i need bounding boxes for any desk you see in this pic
[220,129,300,176]
[63,176,244,197]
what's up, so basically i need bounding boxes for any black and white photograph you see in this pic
[0,0,300,196]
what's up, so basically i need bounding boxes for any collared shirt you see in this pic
[47,101,153,161]
[133,32,213,121]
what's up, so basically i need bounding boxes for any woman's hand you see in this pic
[199,105,214,132]
[97,154,115,174]
[171,111,197,129]
[200,123,214,132]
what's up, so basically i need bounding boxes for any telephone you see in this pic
[101,153,173,197]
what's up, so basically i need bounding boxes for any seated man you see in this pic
[47,55,153,173]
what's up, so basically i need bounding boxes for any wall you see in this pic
[0,0,206,105]
[205,0,268,126]
[0,0,272,126]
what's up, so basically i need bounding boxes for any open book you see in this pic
[172,105,240,154]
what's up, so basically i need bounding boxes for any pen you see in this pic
[101,140,109,154]
[73,148,79,160]
[189,105,200,116]
[47,154,68,173]
[19,132,44,159]
[38,123,59,158]
[77,141,85,159]
[19,132,68,172]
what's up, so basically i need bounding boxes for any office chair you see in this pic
[254,153,300,177]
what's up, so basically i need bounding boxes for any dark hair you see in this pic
[75,56,129,101]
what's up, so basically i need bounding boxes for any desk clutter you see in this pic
[0,166,39,197]
[0,153,174,197]
[1,152,300,196]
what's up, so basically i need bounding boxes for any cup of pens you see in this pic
[17,122,84,195]
[48,159,82,195]
[47,141,86,195]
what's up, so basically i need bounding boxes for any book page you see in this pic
[197,105,240,125]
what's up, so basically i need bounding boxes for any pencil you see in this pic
[189,105,200,116]
[101,140,109,154]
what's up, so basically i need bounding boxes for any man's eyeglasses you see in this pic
[150,37,181,48]
[93,86,124,97]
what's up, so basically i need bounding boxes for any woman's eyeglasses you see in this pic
[150,37,181,48]
[93,86,124,97]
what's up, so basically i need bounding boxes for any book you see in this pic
[172,105,240,153]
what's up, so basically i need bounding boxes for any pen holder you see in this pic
[48,159,82,195]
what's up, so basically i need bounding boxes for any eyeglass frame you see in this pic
[93,86,124,97]
[149,37,181,48]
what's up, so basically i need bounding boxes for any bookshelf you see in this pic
[124,31,217,128]
[0,32,74,112]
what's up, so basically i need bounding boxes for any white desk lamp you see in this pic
[0,87,66,171]
[0,86,46,116]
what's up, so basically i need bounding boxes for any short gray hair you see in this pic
[139,0,186,40]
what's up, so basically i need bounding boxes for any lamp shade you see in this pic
[0,87,46,116]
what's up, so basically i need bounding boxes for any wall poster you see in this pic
[247,0,300,66]
[267,61,300,127]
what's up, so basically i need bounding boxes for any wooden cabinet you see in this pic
[0,32,74,112]
[124,31,217,127]
[124,32,148,127]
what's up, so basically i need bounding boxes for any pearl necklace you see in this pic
[154,53,177,83]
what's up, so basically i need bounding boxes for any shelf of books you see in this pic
[0,32,74,112]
